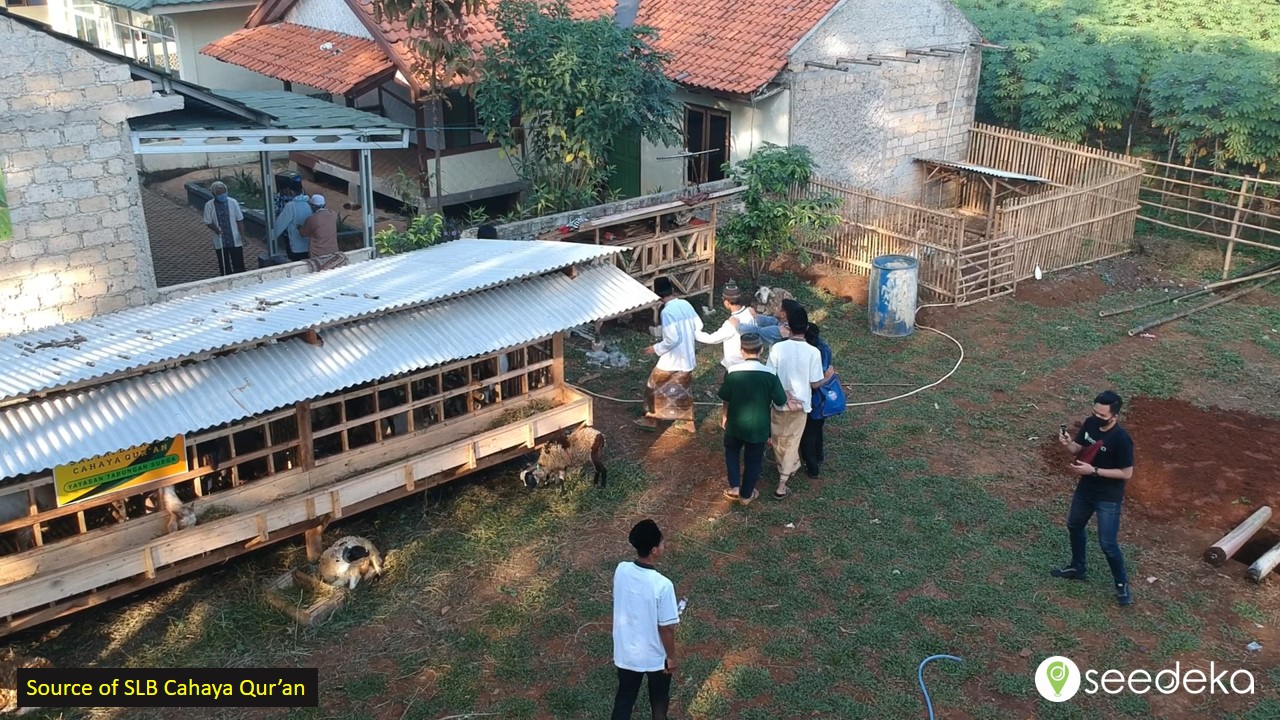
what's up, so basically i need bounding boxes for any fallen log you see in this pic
[1101,257,1280,319]
[1204,506,1272,567]
[1246,541,1280,583]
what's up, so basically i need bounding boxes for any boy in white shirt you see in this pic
[766,305,825,499]
[611,519,680,720]
[695,283,758,379]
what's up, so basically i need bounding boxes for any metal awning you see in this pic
[914,158,1051,185]
[0,239,625,404]
[0,263,659,480]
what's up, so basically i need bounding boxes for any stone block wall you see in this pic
[785,0,983,198]
[0,13,182,337]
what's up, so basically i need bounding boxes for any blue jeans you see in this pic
[1066,487,1128,585]
[724,434,766,499]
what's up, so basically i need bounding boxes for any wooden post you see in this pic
[1222,177,1251,279]
[1247,541,1280,583]
[551,332,565,389]
[1204,506,1272,566]
[297,402,315,470]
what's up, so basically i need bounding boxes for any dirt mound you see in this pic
[1015,269,1109,307]
[1040,397,1280,532]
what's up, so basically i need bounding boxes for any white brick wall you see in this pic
[0,14,170,337]
[785,0,983,198]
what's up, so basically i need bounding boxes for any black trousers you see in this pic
[214,246,245,275]
[800,416,826,475]
[611,667,670,720]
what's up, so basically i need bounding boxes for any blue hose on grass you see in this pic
[918,654,963,720]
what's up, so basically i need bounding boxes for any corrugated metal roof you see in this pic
[0,263,657,480]
[0,239,620,403]
[218,90,410,130]
[914,158,1052,184]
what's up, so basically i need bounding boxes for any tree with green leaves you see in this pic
[372,0,485,212]
[718,143,840,281]
[474,0,682,214]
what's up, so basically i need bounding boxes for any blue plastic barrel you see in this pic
[868,254,919,337]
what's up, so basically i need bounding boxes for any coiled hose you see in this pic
[918,654,963,720]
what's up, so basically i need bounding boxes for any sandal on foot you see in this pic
[773,488,791,500]
[739,490,760,505]
[723,489,741,501]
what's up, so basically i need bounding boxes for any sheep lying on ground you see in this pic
[318,536,384,590]
[520,425,607,490]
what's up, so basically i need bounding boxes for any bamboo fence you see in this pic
[1135,158,1280,278]
[806,177,964,302]
[994,173,1143,279]
[804,125,1144,306]
[968,124,1141,187]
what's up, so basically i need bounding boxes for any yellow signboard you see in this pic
[53,436,188,507]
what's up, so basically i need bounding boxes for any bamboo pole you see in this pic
[1129,277,1277,336]
[1101,259,1280,318]
[1247,541,1280,583]
[1223,177,1252,279]
[1204,506,1272,567]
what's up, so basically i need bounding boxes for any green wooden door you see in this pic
[608,130,642,199]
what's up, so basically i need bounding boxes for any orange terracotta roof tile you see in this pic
[347,0,616,91]
[636,0,840,95]
[202,23,394,96]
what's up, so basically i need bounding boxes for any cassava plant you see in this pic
[718,143,840,281]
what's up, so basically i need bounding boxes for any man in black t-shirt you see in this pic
[1050,390,1136,606]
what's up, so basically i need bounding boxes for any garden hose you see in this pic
[918,654,963,720]
[574,303,964,409]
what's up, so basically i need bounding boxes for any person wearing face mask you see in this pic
[1051,390,1136,606]
[202,181,247,275]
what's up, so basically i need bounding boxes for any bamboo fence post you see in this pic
[1204,506,1272,567]
[1246,541,1280,583]
[1222,177,1251,279]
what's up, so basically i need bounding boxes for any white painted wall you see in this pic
[639,87,790,194]
[433,147,520,200]
[168,6,280,91]
[284,0,371,37]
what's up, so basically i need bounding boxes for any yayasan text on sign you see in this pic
[52,436,188,507]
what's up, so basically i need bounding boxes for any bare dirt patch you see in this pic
[1037,397,1280,536]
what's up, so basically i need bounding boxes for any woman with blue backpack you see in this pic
[801,322,845,477]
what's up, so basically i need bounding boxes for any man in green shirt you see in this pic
[717,333,788,505]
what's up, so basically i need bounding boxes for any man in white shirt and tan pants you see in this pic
[639,276,702,433]
[612,519,680,720]
[767,305,825,499]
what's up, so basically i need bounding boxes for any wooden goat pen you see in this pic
[0,338,594,637]
[804,124,1144,306]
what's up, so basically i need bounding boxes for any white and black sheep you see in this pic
[520,425,607,490]
[318,535,384,590]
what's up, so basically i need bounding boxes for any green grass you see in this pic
[16,252,1280,720]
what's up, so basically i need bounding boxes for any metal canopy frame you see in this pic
[129,128,409,254]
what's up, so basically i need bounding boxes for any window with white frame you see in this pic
[63,1,180,74]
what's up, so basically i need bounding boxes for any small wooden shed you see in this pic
[0,239,656,637]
